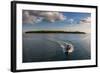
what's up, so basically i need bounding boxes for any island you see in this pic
[25,30,86,34]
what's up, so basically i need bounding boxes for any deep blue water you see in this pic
[23,33,91,63]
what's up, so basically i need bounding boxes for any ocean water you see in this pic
[23,33,91,63]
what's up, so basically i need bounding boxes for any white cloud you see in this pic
[75,16,91,33]
[68,18,74,24]
[80,17,91,24]
[23,11,38,24]
[63,16,91,33]
[23,10,66,24]
[37,12,66,22]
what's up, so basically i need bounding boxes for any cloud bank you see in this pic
[23,10,91,33]
[23,10,66,24]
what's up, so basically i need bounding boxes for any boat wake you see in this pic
[47,38,74,53]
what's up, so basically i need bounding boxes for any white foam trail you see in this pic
[47,38,74,53]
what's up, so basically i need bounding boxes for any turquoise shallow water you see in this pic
[23,33,91,63]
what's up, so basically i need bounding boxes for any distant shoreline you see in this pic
[25,31,86,34]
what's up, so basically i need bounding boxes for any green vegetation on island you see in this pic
[25,30,86,34]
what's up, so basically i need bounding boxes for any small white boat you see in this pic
[60,42,74,54]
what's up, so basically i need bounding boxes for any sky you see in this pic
[22,10,91,33]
